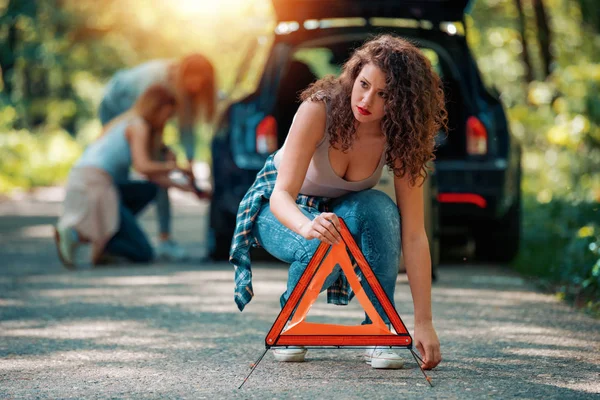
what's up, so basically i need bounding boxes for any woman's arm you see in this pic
[394,170,441,369]
[126,121,177,176]
[145,172,196,192]
[270,101,342,245]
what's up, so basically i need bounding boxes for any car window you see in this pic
[421,48,443,78]
[293,46,443,80]
[293,48,342,78]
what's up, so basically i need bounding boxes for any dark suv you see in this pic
[209,0,522,264]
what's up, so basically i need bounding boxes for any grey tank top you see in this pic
[75,116,139,181]
[273,104,386,198]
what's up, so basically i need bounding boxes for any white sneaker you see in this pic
[273,346,307,362]
[156,240,188,261]
[364,347,404,369]
[54,225,78,269]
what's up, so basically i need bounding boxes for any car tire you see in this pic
[208,228,233,261]
[426,170,440,281]
[474,187,521,263]
[208,195,235,261]
[429,201,440,282]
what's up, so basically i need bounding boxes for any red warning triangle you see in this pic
[265,218,412,348]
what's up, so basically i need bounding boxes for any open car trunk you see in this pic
[273,35,470,160]
[271,0,471,22]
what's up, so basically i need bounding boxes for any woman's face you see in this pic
[350,63,387,124]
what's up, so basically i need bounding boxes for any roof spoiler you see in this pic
[271,0,472,23]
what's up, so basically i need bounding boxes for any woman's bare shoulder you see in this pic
[124,115,150,140]
[295,100,327,128]
[285,100,326,146]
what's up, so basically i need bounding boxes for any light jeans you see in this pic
[252,189,401,324]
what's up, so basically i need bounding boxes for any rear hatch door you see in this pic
[271,0,471,23]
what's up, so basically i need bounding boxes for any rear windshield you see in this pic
[293,46,443,79]
[274,44,465,158]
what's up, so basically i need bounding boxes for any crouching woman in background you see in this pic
[54,84,195,269]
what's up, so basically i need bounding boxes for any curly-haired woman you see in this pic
[230,34,447,370]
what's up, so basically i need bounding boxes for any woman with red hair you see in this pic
[98,53,216,261]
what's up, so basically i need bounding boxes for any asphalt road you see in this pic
[0,188,598,399]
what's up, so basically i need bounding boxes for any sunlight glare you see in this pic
[169,0,255,18]
[171,0,218,16]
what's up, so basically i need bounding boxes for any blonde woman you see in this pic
[55,85,195,268]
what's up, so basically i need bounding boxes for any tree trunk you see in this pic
[533,0,552,79]
[577,0,600,34]
[1,24,17,96]
[514,0,534,83]
[0,0,27,97]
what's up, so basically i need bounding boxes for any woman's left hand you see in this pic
[413,320,442,370]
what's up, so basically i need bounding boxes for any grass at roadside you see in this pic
[515,195,600,316]
[0,129,81,193]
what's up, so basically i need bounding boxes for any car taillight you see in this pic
[438,193,487,208]
[256,115,278,154]
[466,116,487,155]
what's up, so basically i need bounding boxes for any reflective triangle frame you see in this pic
[239,218,433,389]
[266,218,412,348]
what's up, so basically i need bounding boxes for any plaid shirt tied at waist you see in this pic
[229,152,356,311]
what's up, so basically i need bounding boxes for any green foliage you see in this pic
[514,198,600,315]
[0,0,128,131]
[0,128,82,192]
[468,0,600,311]
[0,0,274,166]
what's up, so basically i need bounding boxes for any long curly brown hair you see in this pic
[301,34,448,186]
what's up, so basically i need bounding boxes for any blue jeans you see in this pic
[105,181,157,262]
[252,189,401,324]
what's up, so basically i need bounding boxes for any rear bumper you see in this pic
[436,159,511,233]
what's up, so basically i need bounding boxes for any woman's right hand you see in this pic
[298,212,342,245]
[165,160,178,172]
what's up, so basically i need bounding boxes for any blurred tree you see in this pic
[533,0,552,79]
[0,0,274,134]
[577,0,600,33]
[514,0,534,82]
[0,0,37,102]
[0,0,126,131]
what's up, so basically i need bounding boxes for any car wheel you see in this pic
[475,189,521,263]
[426,169,440,281]
[208,196,235,261]
[208,228,233,261]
